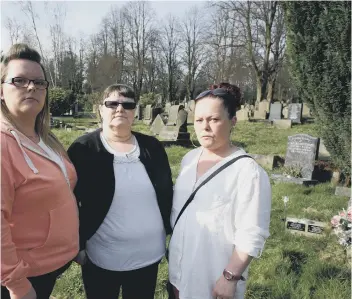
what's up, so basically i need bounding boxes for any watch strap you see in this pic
[223,269,246,281]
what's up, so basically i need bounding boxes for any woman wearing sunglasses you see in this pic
[168,83,271,299]
[1,44,79,299]
[68,84,173,299]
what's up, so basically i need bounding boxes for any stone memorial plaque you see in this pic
[273,119,292,129]
[167,105,181,126]
[285,134,319,180]
[269,103,282,120]
[286,217,326,236]
[286,218,306,232]
[288,103,303,123]
[150,114,165,135]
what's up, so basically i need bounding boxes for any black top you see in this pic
[68,129,174,250]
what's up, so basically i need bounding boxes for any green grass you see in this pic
[51,120,350,299]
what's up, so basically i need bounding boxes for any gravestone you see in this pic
[134,104,141,120]
[253,101,269,119]
[282,106,289,119]
[285,134,320,180]
[143,105,153,125]
[302,103,311,118]
[273,119,292,129]
[167,105,181,126]
[288,103,303,123]
[150,114,165,135]
[159,106,190,143]
[269,103,282,120]
[165,102,172,115]
[318,139,331,161]
[236,108,249,121]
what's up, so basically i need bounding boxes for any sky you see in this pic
[1,0,207,52]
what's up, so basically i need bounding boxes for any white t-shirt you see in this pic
[169,147,272,299]
[86,133,166,271]
[38,139,69,184]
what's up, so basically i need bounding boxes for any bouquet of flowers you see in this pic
[331,206,352,247]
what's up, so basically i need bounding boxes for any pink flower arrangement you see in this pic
[331,206,352,248]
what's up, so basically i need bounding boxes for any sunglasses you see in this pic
[195,88,231,101]
[104,101,136,110]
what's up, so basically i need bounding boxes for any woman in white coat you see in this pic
[168,83,272,299]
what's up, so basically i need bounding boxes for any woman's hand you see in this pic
[212,275,237,299]
[74,250,87,265]
[20,286,36,299]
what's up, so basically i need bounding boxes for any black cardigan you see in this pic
[67,129,173,250]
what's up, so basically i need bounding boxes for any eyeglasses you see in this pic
[195,88,232,101]
[2,77,49,90]
[104,101,136,110]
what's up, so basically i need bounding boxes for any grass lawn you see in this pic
[52,121,351,299]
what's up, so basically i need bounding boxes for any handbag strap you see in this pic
[173,154,252,230]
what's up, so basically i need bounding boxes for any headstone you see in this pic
[177,108,188,132]
[167,105,181,126]
[273,119,292,129]
[335,187,351,197]
[302,103,311,118]
[143,105,153,125]
[187,110,195,124]
[74,102,79,114]
[159,126,180,141]
[318,139,331,161]
[282,106,289,119]
[249,154,282,170]
[286,217,326,237]
[236,108,249,121]
[134,104,141,120]
[269,103,282,120]
[150,114,165,135]
[165,102,172,115]
[254,101,269,119]
[285,134,320,180]
[288,103,303,123]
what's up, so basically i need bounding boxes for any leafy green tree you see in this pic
[49,87,75,116]
[283,1,351,184]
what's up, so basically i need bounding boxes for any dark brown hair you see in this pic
[196,82,242,118]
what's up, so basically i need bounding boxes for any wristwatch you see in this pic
[223,269,246,281]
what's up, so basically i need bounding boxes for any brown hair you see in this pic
[1,43,67,157]
[196,82,242,118]
[98,83,136,121]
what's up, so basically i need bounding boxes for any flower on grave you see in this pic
[331,208,352,248]
[283,196,289,204]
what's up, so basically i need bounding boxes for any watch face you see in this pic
[223,270,233,280]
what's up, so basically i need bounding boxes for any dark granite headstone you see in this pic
[269,103,282,120]
[288,103,303,123]
[285,134,320,180]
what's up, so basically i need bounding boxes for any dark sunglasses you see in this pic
[104,101,136,110]
[195,88,231,101]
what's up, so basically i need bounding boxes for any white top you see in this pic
[168,147,271,299]
[38,139,69,184]
[86,133,166,271]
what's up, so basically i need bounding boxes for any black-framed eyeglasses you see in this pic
[104,101,136,110]
[195,88,232,101]
[2,77,49,90]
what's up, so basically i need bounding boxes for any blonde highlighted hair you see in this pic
[1,43,68,158]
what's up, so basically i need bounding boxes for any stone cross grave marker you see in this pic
[288,103,303,123]
[150,114,165,136]
[269,103,282,120]
[285,134,320,180]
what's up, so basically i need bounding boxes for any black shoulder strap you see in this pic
[173,154,252,229]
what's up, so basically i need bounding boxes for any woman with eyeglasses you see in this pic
[168,83,272,299]
[68,84,173,299]
[1,44,79,299]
